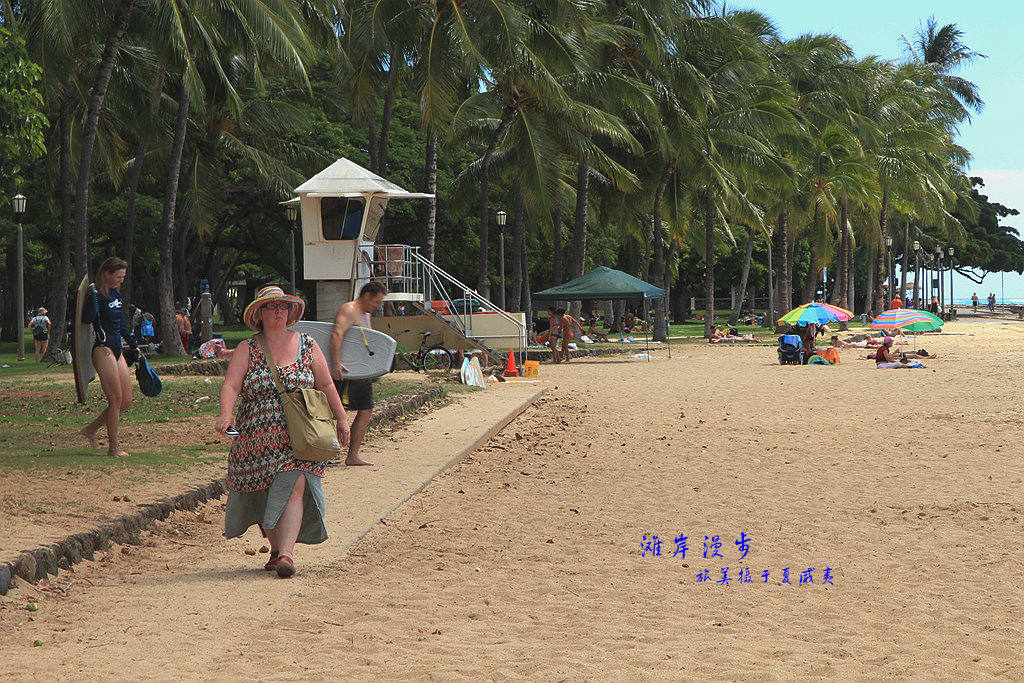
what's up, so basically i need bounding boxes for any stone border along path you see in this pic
[0,383,446,596]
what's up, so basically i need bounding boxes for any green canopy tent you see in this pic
[533,266,669,359]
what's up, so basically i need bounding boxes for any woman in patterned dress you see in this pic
[216,286,350,577]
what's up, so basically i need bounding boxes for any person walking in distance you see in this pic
[28,307,51,362]
[330,281,386,466]
[175,307,193,353]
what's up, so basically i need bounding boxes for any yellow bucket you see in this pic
[523,360,539,377]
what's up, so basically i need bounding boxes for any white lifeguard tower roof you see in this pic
[294,158,433,198]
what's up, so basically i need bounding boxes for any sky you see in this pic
[750,0,1024,301]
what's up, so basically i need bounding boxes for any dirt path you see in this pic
[2,323,1023,678]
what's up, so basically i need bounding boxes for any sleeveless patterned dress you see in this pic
[227,333,326,492]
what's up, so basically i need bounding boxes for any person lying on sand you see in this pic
[832,335,884,349]
[708,325,726,342]
[726,327,755,341]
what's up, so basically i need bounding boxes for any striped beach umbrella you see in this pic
[778,302,854,326]
[869,308,943,332]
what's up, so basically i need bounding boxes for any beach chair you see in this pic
[777,334,802,365]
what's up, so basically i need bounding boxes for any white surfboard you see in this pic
[460,356,486,388]
[289,321,396,380]
[72,276,96,404]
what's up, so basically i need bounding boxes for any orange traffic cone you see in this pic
[503,349,519,377]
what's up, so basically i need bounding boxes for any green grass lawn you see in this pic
[0,354,433,473]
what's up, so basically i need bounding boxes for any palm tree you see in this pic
[147,0,321,355]
[903,17,984,116]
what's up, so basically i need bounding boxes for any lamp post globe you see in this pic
[496,211,507,310]
[12,194,27,361]
[285,204,299,294]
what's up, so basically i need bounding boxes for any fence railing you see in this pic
[357,244,527,360]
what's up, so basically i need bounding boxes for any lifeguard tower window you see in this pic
[321,197,365,240]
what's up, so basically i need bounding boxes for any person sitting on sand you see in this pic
[621,310,637,334]
[874,337,919,368]
[798,323,819,363]
[586,320,609,342]
[708,324,726,342]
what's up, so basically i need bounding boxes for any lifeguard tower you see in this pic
[290,158,527,359]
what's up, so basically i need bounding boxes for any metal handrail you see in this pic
[354,244,527,363]
[409,250,527,358]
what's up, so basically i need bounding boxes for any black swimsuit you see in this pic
[82,287,136,360]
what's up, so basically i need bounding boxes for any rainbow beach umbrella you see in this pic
[778,302,854,326]
[869,308,943,333]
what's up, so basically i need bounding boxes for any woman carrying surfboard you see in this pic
[79,257,140,457]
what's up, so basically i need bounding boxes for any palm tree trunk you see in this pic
[158,84,191,357]
[124,66,166,310]
[47,97,75,353]
[367,107,379,174]
[703,191,716,338]
[552,200,563,284]
[423,130,437,261]
[569,156,589,320]
[836,198,850,306]
[846,222,855,311]
[729,227,756,325]
[477,106,515,296]
[510,190,525,312]
[72,0,136,281]
[378,72,395,175]
[652,165,671,342]
[665,243,676,322]
[900,220,910,295]
[800,206,822,303]
[776,211,790,313]
[863,244,875,315]
[521,215,532,326]
[874,187,889,314]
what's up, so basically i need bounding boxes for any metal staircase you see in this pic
[356,245,528,361]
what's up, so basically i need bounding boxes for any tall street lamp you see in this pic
[285,204,299,294]
[884,233,894,306]
[496,210,507,310]
[947,246,955,319]
[912,240,921,308]
[934,245,943,315]
[13,194,26,361]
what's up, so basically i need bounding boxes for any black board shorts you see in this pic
[33,329,49,341]
[335,378,374,411]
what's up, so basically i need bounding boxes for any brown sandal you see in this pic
[264,551,280,571]
[276,554,295,578]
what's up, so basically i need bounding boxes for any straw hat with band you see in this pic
[243,286,305,330]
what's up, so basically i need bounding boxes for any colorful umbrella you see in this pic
[869,308,943,333]
[778,302,854,326]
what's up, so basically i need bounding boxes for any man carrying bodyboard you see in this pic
[330,281,386,466]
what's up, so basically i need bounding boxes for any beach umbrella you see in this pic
[778,302,854,326]
[869,308,943,333]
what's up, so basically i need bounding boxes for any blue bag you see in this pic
[135,355,163,397]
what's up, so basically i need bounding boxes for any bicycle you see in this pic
[391,329,454,373]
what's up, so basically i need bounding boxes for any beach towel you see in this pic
[819,347,841,364]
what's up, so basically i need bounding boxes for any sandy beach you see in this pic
[1,320,1022,678]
